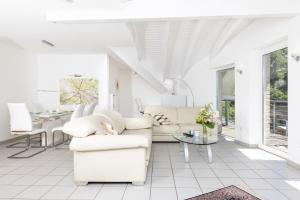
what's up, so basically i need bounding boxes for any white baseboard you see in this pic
[235,140,258,148]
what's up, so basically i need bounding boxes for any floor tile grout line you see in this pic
[14,175,58,199]
[148,150,154,200]
[120,183,128,200]
[9,184,31,199]
[2,138,300,200]
[190,156,204,194]
[169,143,179,200]
[206,151,225,192]
[92,184,104,200]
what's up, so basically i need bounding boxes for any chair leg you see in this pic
[8,132,47,159]
[44,131,47,149]
[40,133,42,147]
[6,135,41,149]
[64,135,72,145]
[52,130,66,148]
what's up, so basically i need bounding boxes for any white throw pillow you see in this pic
[82,103,97,116]
[63,115,104,137]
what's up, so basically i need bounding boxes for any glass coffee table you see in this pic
[173,133,218,163]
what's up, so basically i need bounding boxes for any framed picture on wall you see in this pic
[60,78,99,105]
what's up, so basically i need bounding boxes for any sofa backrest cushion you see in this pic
[144,106,177,124]
[176,107,202,124]
[124,115,153,130]
[96,110,125,134]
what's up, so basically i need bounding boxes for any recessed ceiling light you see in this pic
[41,40,55,47]
[120,0,134,3]
[66,0,74,3]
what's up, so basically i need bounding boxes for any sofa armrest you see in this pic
[70,135,149,152]
[124,115,153,130]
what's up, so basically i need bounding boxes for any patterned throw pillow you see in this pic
[144,113,160,126]
[153,113,171,125]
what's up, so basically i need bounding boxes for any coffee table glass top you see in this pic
[173,133,218,145]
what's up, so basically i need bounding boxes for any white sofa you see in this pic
[144,106,220,142]
[63,110,153,186]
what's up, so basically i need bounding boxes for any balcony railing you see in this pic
[270,100,288,136]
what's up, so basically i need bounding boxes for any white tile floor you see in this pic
[1,136,300,200]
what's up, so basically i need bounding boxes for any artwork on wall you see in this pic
[60,78,99,105]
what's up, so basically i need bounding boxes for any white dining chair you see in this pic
[82,102,97,116]
[7,103,47,158]
[52,104,85,147]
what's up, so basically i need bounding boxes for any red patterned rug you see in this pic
[187,185,261,200]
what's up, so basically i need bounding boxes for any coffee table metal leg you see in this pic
[184,143,189,162]
[179,142,184,152]
[207,145,212,163]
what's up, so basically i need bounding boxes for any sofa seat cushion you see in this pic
[123,129,152,163]
[153,124,180,135]
[122,129,152,145]
[70,134,149,152]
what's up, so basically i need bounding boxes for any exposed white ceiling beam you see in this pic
[109,47,168,94]
[126,22,147,60]
[182,20,229,77]
[180,20,207,76]
[47,0,299,23]
[163,21,180,79]
[210,19,253,58]
[160,22,170,78]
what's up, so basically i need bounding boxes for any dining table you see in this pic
[31,110,73,146]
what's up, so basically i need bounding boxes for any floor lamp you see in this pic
[164,78,195,107]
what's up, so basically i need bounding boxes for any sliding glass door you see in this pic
[217,67,235,138]
[263,48,288,152]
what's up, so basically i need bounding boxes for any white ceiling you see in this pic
[0,0,134,53]
[127,19,255,79]
[0,0,298,85]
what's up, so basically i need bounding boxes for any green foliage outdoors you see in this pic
[268,48,288,101]
[221,100,235,121]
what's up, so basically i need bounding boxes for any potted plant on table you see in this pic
[196,103,216,142]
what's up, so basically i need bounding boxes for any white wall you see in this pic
[108,57,162,117]
[288,15,300,165]
[184,17,300,165]
[108,57,133,117]
[131,73,162,116]
[37,54,109,111]
[211,19,289,145]
[184,19,289,144]
[184,57,216,107]
[0,39,38,142]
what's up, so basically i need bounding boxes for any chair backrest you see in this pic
[82,103,97,116]
[70,104,85,121]
[7,103,32,132]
